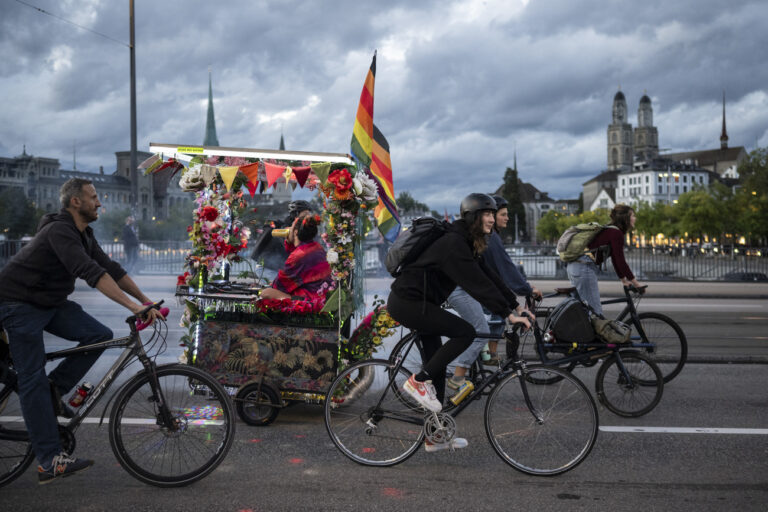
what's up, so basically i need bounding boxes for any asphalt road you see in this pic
[2,276,767,510]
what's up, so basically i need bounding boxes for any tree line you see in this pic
[536,147,768,247]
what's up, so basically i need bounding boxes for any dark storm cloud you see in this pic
[0,0,766,212]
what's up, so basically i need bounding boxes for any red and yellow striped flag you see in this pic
[369,124,400,241]
[351,51,401,241]
[351,52,376,167]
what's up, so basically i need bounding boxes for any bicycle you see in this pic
[324,326,598,476]
[513,285,687,384]
[0,302,236,488]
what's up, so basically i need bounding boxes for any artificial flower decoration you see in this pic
[342,297,399,362]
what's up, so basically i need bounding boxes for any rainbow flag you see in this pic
[369,124,400,241]
[351,52,376,167]
[351,52,401,241]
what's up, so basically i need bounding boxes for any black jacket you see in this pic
[0,210,126,308]
[390,219,518,317]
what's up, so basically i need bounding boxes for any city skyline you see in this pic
[1,0,767,212]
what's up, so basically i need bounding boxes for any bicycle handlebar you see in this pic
[129,301,169,331]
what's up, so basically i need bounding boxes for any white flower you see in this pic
[339,234,352,244]
[352,177,364,197]
[179,165,205,192]
[327,250,339,264]
[356,172,379,202]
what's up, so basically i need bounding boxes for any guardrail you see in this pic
[1,239,766,281]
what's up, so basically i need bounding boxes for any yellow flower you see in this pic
[372,336,382,344]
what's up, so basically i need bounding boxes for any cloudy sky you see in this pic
[2,0,767,212]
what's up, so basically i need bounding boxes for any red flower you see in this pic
[328,169,354,200]
[177,272,190,285]
[200,206,219,222]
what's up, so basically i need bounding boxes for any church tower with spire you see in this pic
[633,92,659,161]
[204,70,220,147]
[607,89,634,170]
[720,90,729,150]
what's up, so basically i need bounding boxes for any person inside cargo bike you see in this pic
[387,193,532,452]
[259,213,332,300]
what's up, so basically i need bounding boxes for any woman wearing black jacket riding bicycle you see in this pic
[387,193,531,452]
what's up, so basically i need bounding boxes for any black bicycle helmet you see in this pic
[288,200,312,215]
[460,193,497,224]
[491,195,508,211]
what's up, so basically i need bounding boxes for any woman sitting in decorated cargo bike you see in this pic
[259,214,333,301]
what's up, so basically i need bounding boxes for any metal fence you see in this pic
[1,239,766,282]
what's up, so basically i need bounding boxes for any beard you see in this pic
[79,204,99,223]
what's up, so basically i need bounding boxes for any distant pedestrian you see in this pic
[122,216,139,274]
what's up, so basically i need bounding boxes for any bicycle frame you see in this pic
[1,320,174,444]
[388,330,543,423]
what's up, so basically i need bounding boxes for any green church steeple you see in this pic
[204,70,220,147]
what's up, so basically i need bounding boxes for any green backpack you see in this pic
[556,223,619,263]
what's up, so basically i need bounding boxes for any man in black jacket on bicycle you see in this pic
[0,178,162,484]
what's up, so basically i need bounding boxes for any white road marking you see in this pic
[600,426,768,434]
[1,416,224,426]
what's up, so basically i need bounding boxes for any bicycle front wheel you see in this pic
[109,364,235,487]
[633,312,687,383]
[485,366,598,476]
[0,381,34,488]
[325,359,425,467]
[595,350,664,417]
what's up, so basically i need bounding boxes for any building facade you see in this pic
[585,90,745,210]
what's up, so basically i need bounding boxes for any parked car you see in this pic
[722,271,768,282]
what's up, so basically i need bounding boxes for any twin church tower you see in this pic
[607,89,659,171]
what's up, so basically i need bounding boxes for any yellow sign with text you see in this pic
[177,146,204,154]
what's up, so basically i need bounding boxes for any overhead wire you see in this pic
[13,0,129,48]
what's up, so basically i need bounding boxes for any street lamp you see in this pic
[129,0,138,215]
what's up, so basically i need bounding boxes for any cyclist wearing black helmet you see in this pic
[387,193,531,452]
[445,194,539,388]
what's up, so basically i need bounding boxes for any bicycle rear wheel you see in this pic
[485,366,598,476]
[109,364,235,487]
[595,350,663,417]
[633,312,687,383]
[0,381,34,488]
[325,359,425,466]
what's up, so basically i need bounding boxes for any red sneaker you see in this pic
[403,374,442,412]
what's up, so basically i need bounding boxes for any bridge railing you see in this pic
[1,239,766,281]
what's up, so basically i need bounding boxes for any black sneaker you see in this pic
[49,380,74,419]
[38,452,94,484]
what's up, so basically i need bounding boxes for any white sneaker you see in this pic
[425,437,469,453]
[403,375,442,412]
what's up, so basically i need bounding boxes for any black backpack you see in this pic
[385,217,450,277]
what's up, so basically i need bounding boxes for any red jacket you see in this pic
[588,227,635,280]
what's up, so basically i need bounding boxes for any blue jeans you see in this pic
[445,288,489,369]
[0,300,112,466]
[566,255,603,315]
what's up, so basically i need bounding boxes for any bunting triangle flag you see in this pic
[350,52,376,167]
[283,166,293,183]
[245,181,258,197]
[292,166,311,188]
[139,154,162,174]
[310,162,331,185]
[239,162,260,185]
[219,166,239,191]
[264,161,285,189]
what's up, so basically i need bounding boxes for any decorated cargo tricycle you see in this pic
[143,142,398,426]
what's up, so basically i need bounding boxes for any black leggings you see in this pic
[387,293,476,402]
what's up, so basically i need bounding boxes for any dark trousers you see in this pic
[0,300,111,466]
[387,293,475,402]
